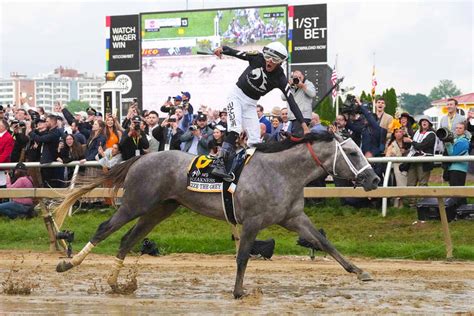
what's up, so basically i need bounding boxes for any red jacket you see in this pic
[0,131,14,163]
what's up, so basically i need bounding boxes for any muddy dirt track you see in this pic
[0,251,473,314]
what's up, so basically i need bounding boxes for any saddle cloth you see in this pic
[187,148,256,225]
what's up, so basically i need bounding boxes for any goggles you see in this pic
[262,46,286,64]
[263,54,283,64]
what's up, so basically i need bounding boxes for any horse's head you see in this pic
[308,133,379,191]
[331,134,379,191]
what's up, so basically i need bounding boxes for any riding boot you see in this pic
[211,141,236,181]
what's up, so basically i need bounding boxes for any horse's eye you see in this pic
[349,152,358,157]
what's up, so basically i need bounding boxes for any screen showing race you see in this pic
[140,6,287,113]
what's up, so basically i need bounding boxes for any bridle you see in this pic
[304,138,372,180]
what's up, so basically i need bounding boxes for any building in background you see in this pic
[0,67,104,112]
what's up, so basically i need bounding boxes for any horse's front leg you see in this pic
[233,222,259,299]
[108,202,178,289]
[281,213,373,281]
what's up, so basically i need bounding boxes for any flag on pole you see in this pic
[371,65,377,99]
[331,66,338,99]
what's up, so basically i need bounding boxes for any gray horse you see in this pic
[55,132,379,298]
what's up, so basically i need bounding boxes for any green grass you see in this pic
[0,199,472,261]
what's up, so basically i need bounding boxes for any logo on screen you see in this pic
[116,74,132,94]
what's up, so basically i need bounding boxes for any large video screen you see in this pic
[141,6,287,113]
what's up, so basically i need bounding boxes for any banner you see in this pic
[107,15,140,71]
[290,4,327,63]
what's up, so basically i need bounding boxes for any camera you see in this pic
[189,125,198,131]
[292,77,300,85]
[167,96,171,102]
[436,127,454,143]
[133,122,141,131]
[140,238,160,256]
[56,230,75,258]
[341,95,359,115]
[56,230,74,243]
[168,118,176,123]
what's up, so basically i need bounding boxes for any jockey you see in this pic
[211,41,310,180]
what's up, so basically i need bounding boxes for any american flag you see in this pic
[371,65,377,99]
[331,66,338,98]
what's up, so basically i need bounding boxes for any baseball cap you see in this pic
[132,115,141,122]
[181,91,191,99]
[173,95,182,101]
[197,113,207,121]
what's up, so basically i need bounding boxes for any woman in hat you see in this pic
[403,116,437,205]
[399,112,415,138]
[0,163,35,219]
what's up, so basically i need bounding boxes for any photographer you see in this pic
[121,102,140,130]
[180,113,213,155]
[160,95,182,117]
[10,119,29,162]
[153,115,183,151]
[345,97,386,158]
[119,115,149,160]
[328,114,352,140]
[281,70,315,135]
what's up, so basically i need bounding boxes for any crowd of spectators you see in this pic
[329,97,473,208]
[0,81,471,217]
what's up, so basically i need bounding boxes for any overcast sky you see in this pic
[0,0,472,96]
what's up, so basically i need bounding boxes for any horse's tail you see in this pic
[55,156,142,227]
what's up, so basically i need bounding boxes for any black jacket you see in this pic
[152,126,183,151]
[119,130,149,160]
[10,131,29,162]
[29,127,62,163]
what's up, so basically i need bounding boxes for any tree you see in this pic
[360,90,372,103]
[316,96,335,123]
[429,80,461,101]
[65,100,90,114]
[382,88,397,116]
[399,93,431,115]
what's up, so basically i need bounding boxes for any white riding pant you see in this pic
[226,86,261,147]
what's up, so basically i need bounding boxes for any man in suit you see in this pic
[29,115,62,187]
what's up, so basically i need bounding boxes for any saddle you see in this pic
[187,148,255,193]
[187,148,256,225]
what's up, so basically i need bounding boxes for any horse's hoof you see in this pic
[56,261,74,273]
[358,271,373,281]
[233,291,244,299]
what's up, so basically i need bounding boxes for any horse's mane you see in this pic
[255,132,334,153]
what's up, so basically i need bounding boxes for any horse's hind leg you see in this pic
[280,213,372,281]
[107,201,178,289]
[56,203,146,273]
[233,221,260,299]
